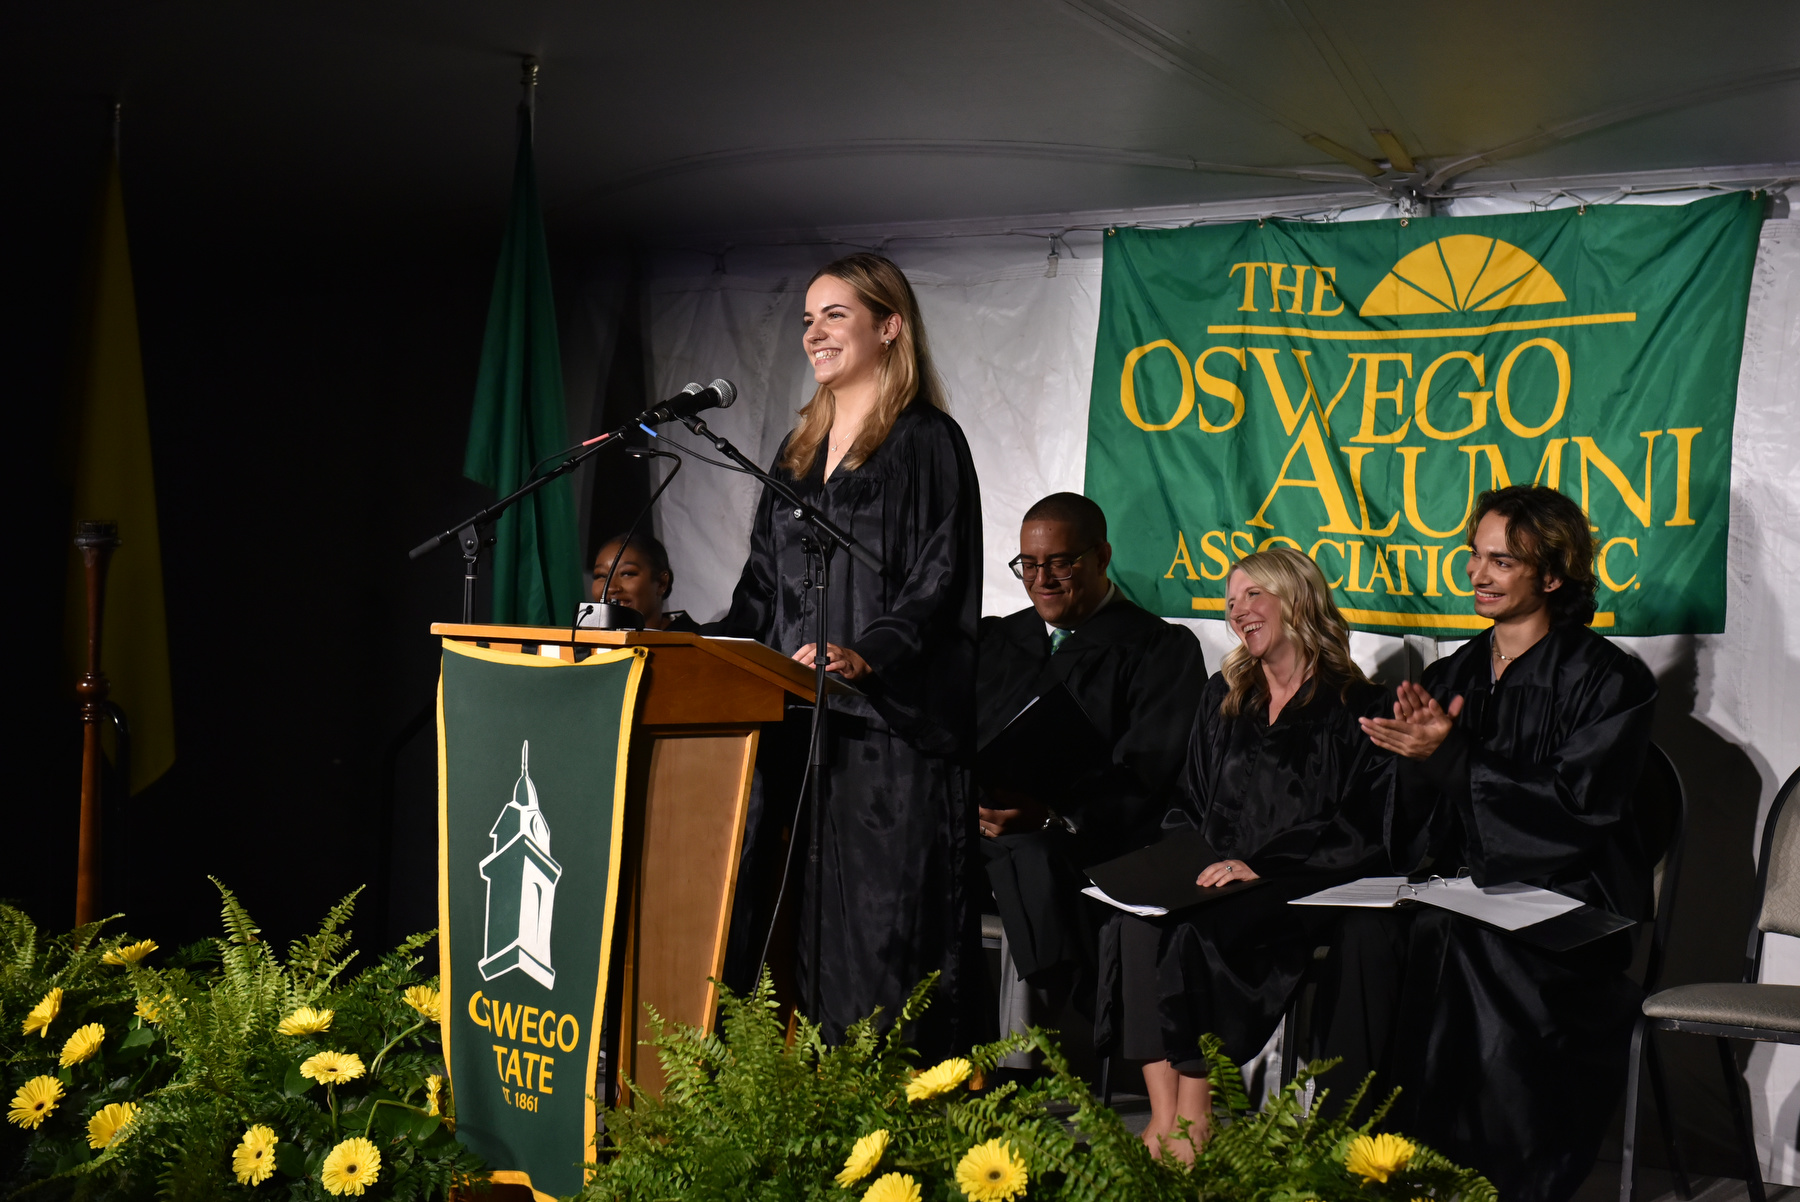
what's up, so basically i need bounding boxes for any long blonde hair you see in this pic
[1219,547,1368,717]
[778,253,947,477]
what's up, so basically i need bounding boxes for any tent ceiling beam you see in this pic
[1044,0,1322,141]
[579,138,1367,207]
[1424,63,1800,190]
[656,161,1800,250]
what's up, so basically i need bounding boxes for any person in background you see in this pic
[1100,547,1393,1162]
[591,531,699,632]
[1359,485,1657,1202]
[712,252,984,1057]
[977,492,1206,1056]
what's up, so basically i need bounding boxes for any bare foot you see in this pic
[1166,1115,1209,1166]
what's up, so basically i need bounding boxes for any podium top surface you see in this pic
[430,623,853,703]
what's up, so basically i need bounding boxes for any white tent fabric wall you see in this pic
[635,195,1800,1179]
[1721,217,1800,1183]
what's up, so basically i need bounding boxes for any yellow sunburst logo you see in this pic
[1360,234,1565,316]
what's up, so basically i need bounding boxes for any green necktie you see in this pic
[1049,628,1070,654]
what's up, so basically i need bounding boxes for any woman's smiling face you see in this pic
[802,274,896,390]
[1226,567,1289,661]
[593,541,668,623]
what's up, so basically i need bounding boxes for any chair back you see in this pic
[1753,766,1800,959]
[1635,743,1687,994]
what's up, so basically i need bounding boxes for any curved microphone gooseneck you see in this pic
[575,446,683,638]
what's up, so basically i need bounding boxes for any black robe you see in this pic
[714,401,983,1055]
[1096,672,1394,1068]
[976,600,1208,986]
[660,609,702,634]
[1379,623,1658,1202]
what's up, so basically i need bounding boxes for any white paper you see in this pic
[1080,884,1167,917]
[1412,878,1584,931]
[1287,876,1411,908]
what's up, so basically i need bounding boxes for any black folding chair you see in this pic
[1622,761,1800,1202]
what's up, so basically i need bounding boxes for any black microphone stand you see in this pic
[410,418,643,622]
[676,411,881,1019]
[573,446,684,637]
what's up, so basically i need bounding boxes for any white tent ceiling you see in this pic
[8,0,1800,240]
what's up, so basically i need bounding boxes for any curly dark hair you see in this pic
[595,530,674,600]
[1465,485,1598,626]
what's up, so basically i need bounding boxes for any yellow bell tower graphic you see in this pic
[478,740,562,989]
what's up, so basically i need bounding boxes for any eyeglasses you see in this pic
[1009,546,1097,582]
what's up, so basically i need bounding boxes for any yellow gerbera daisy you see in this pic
[102,940,158,966]
[7,1076,64,1129]
[425,1074,443,1116]
[320,1136,381,1196]
[1345,1132,1417,1184]
[835,1128,889,1187]
[277,1006,334,1036]
[954,1138,1028,1202]
[86,1102,139,1149]
[233,1124,279,1185]
[135,995,164,1024]
[22,987,62,1038]
[60,1022,106,1067]
[402,985,441,1022]
[863,1172,922,1202]
[905,1056,973,1102]
[300,1050,365,1085]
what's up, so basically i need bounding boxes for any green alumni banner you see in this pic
[1084,193,1763,636]
[436,642,645,1200]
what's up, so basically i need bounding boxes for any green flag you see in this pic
[464,104,582,626]
[1084,193,1763,636]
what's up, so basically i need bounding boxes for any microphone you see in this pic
[637,379,737,426]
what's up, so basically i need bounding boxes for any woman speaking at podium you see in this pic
[714,253,984,1056]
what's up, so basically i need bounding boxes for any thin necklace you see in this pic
[1492,632,1520,663]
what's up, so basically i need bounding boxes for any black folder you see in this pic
[976,681,1114,801]
[1387,885,1637,951]
[1084,827,1266,913]
[1500,903,1637,952]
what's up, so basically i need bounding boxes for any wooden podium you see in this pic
[432,623,818,1099]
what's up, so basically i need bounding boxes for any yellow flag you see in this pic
[65,152,175,793]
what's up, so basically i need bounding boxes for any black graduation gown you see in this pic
[714,401,983,1055]
[1095,673,1394,1068]
[1380,623,1658,1202]
[976,600,1208,987]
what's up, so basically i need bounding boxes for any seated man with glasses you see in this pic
[977,492,1207,1052]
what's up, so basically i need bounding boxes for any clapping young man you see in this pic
[1359,485,1657,1202]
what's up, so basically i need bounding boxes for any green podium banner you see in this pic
[436,641,645,1200]
[1085,193,1763,636]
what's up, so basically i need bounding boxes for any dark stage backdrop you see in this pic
[5,107,649,961]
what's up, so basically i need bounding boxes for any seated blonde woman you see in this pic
[1093,547,1395,1161]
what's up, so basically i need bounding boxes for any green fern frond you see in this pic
[287,885,365,994]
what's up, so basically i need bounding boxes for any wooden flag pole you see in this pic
[74,520,120,927]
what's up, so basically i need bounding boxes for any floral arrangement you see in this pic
[0,880,483,1200]
[1,888,1493,1202]
[579,972,1495,1202]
